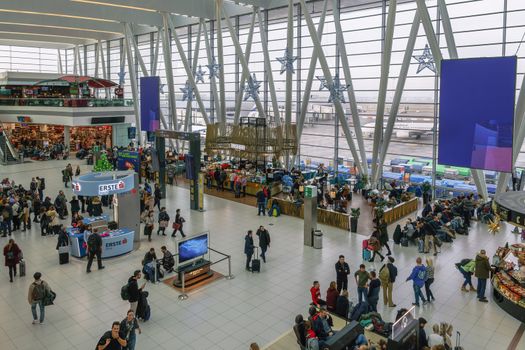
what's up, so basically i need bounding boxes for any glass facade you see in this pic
[60,0,525,174]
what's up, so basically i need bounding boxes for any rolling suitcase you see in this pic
[58,246,69,264]
[251,246,261,273]
[362,239,371,261]
[19,260,26,277]
[454,331,464,350]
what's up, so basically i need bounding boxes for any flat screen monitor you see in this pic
[177,232,208,266]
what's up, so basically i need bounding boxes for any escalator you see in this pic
[0,131,19,164]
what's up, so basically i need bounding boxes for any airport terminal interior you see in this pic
[1,0,525,350]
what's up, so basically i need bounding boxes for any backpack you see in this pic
[87,234,98,251]
[379,264,390,284]
[32,282,46,301]
[121,283,130,301]
[393,225,402,244]
[306,337,319,350]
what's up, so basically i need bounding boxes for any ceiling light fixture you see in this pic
[0,9,117,23]
[0,30,91,40]
[71,0,157,12]
[0,21,119,35]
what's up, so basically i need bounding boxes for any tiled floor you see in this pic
[0,159,524,350]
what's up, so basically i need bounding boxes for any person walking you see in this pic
[244,230,254,271]
[475,249,491,302]
[157,207,170,236]
[86,230,105,273]
[379,256,397,307]
[406,257,428,307]
[97,321,127,350]
[120,310,141,350]
[154,184,161,210]
[1,203,12,237]
[127,270,145,314]
[172,209,186,238]
[335,255,350,292]
[354,264,370,304]
[256,187,266,216]
[377,218,392,256]
[456,258,476,292]
[424,258,436,302]
[256,225,271,263]
[3,239,22,283]
[28,272,51,324]
[143,210,154,242]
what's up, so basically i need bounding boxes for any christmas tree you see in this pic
[94,153,114,172]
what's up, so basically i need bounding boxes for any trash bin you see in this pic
[313,230,323,249]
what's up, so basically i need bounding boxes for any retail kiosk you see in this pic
[69,171,140,258]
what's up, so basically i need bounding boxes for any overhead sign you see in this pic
[72,171,135,197]
[98,180,126,195]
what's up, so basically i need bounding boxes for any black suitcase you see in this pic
[454,331,464,350]
[58,246,69,264]
[251,246,261,273]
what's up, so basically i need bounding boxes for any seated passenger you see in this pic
[335,290,352,319]
[312,307,335,341]
[310,281,326,306]
[160,246,174,273]
[293,314,306,348]
[325,281,339,312]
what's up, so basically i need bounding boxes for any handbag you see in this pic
[159,220,169,228]
[58,246,69,254]
[172,222,181,230]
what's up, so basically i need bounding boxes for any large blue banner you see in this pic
[117,150,140,173]
[140,76,160,132]
[438,57,516,172]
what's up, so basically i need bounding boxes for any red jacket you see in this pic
[3,243,21,267]
[310,286,321,305]
[326,288,339,311]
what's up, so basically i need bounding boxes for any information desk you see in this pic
[204,177,282,197]
[83,214,110,226]
[271,197,351,230]
[67,227,134,258]
[382,197,418,225]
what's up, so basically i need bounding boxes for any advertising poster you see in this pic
[117,150,140,173]
[140,76,161,132]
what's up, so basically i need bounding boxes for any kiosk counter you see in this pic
[68,227,135,258]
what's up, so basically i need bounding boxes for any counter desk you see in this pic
[67,227,134,258]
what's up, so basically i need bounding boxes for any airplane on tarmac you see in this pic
[362,117,434,139]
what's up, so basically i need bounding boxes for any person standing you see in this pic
[157,207,170,236]
[335,255,350,292]
[424,258,435,302]
[127,270,145,314]
[244,230,254,271]
[256,225,271,263]
[418,318,429,350]
[456,258,476,292]
[379,256,397,307]
[256,187,266,216]
[37,177,45,201]
[406,257,428,307]
[78,195,86,214]
[354,264,370,304]
[475,249,491,303]
[21,202,30,232]
[3,239,22,283]
[70,196,80,217]
[367,271,381,312]
[120,310,141,350]
[75,165,81,176]
[1,203,12,236]
[28,272,51,324]
[30,177,38,194]
[172,209,186,238]
[96,321,127,350]
[86,230,105,273]
[143,210,154,242]
[12,200,21,231]
[154,184,161,210]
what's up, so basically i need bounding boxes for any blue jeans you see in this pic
[31,301,45,322]
[126,335,136,350]
[477,278,487,299]
[357,287,368,304]
[1,220,11,235]
[257,202,266,215]
[412,284,426,305]
[459,268,474,288]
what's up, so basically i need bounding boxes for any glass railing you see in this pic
[0,98,134,107]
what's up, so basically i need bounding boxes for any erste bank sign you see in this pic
[98,180,126,195]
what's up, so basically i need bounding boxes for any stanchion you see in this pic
[225,255,235,280]
[178,272,188,300]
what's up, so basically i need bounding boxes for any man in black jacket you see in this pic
[256,226,270,263]
[335,255,350,292]
[86,230,105,273]
[128,270,145,314]
[380,256,398,307]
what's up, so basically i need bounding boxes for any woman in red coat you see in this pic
[326,281,339,312]
[3,239,21,282]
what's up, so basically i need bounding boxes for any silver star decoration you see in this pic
[195,65,206,84]
[276,47,297,75]
[159,84,166,94]
[117,70,126,85]
[180,81,195,101]
[412,44,436,74]
[243,73,261,101]
[316,76,328,91]
[327,74,349,104]
[207,58,221,80]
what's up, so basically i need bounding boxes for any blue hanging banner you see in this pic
[140,76,160,132]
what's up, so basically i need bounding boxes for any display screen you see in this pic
[178,233,208,264]
[140,76,160,132]
[438,57,516,172]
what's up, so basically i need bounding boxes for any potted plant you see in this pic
[350,207,360,233]
[421,181,432,205]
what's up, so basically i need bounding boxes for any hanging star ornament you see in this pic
[488,215,501,235]
[207,58,221,80]
[327,74,349,104]
[243,73,261,101]
[180,81,195,102]
[276,47,297,75]
[159,84,166,94]
[195,65,206,84]
[316,76,328,91]
[117,70,126,85]
[412,44,436,74]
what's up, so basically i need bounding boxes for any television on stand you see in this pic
[173,232,213,287]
